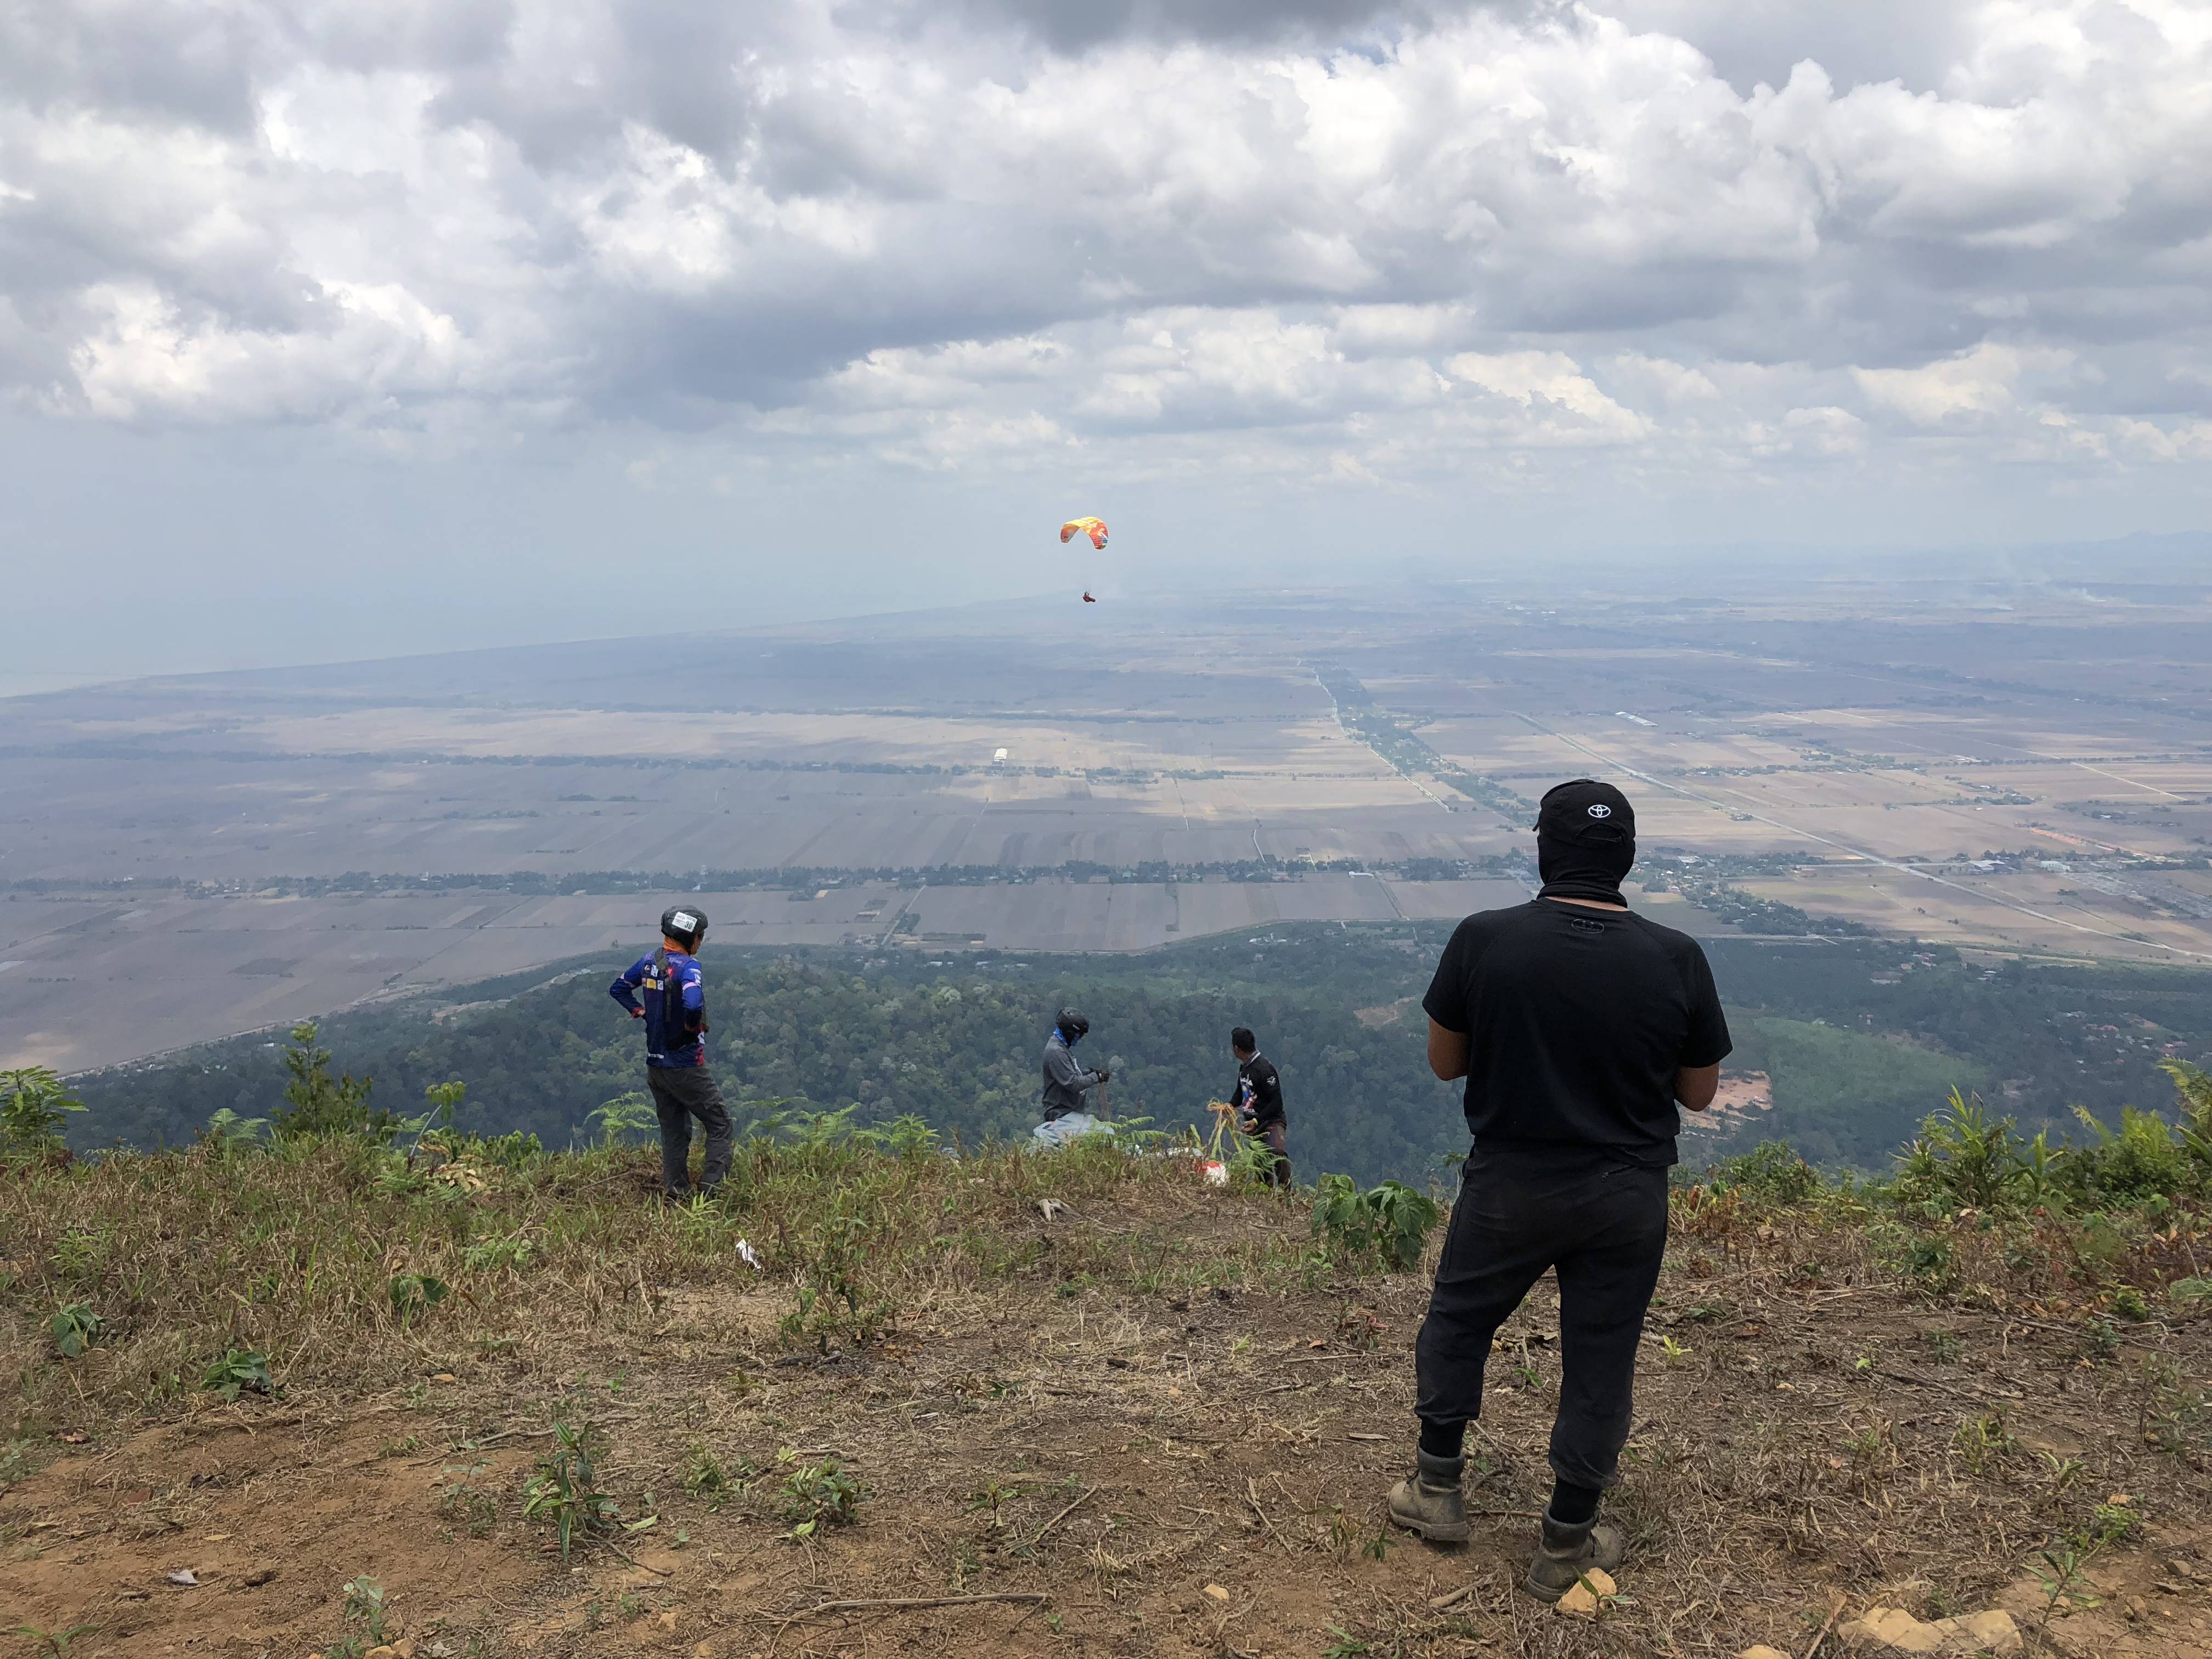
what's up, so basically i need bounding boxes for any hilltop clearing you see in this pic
[1,1113,2208,1657]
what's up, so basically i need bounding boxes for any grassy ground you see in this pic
[0,1127,2208,1657]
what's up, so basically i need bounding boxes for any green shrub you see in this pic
[49,1303,105,1358]
[2063,1105,2192,1202]
[522,1419,620,1558]
[1,1068,86,1155]
[204,1108,268,1152]
[583,1092,657,1148]
[201,1349,274,1402]
[387,1273,452,1328]
[269,1023,385,1140]
[1897,1089,2026,1211]
[1709,1141,1820,1203]
[1311,1175,1440,1272]
[777,1457,864,1538]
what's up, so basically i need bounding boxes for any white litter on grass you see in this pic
[1201,1161,1228,1187]
[734,1239,763,1271]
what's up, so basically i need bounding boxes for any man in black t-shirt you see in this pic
[1386,779,1730,1603]
[1229,1026,1289,1187]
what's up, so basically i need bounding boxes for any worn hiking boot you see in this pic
[1522,1510,1625,1602]
[1386,1449,1471,1544]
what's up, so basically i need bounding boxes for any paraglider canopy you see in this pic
[1060,516,1108,550]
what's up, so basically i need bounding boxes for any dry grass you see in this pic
[0,1136,2208,1656]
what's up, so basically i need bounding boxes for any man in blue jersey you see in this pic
[609,906,733,1203]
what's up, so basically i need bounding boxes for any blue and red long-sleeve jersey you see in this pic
[610,948,708,1068]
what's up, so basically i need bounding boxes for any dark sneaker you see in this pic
[1386,1449,1471,1544]
[1523,1511,1625,1602]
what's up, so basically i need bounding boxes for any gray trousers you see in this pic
[646,1066,733,1197]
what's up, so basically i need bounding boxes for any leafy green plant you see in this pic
[1897,1088,2025,1211]
[2075,1501,2141,1550]
[2030,1541,2101,1617]
[201,1349,274,1403]
[848,1112,940,1159]
[777,1457,864,1539]
[1953,1408,2014,1474]
[439,1463,500,1537]
[777,1209,896,1352]
[463,1234,533,1274]
[387,1273,452,1328]
[270,1023,383,1139]
[342,1574,391,1643]
[682,1444,741,1510]
[1710,1141,1821,1203]
[522,1419,620,1559]
[421,1079,467,1139]
[1311,1175,1440,1272]
[2138,1355,2210,1455]
[1900,1233,1957,1293]
[0,1066,86,1155]
[2066,1104,2191,1202]
[204,1107,269,1152]
[49,1302,105,1358]
[584,1092,657,1148]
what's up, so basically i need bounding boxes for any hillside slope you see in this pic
[1,1124,2208,1657]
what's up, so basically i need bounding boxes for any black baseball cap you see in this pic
[1533,778,1635,846]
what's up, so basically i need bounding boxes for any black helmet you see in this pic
[1056,1007,1090,1040]
[659,905,708,951]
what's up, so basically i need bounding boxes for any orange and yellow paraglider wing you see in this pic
[1060,515,1108,550]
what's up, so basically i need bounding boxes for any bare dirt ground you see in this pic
[3,1174,2208,1659]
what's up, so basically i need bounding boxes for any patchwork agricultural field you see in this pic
[3,569,2208,1074]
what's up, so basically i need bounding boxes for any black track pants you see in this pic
[646,1066,734,1198]
[1413,1148,1668,1491]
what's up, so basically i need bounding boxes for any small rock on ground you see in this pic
[1838,1606,2022,1656]
[1556,1567,1617,1618]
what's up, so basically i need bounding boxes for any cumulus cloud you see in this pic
[3,0,2211,497]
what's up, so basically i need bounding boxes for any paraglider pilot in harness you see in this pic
[1035,1008,1110,1145]
[609,906,735,1202]
[1388,780,1730,1601]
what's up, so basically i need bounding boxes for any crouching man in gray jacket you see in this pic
[1034,1007,1111,1147]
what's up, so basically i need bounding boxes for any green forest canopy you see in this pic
[69,922,2212,1187]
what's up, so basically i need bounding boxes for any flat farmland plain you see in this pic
[4,571,2209,1070]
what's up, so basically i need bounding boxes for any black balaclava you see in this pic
[1533,778,1636,905]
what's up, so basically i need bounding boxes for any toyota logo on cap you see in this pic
[1587,803,1612,819]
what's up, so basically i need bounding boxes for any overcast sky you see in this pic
[4,0,2210,685]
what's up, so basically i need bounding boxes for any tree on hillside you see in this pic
[270,1022,383,1139]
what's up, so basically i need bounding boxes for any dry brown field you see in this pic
[5,572,2209,1069]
